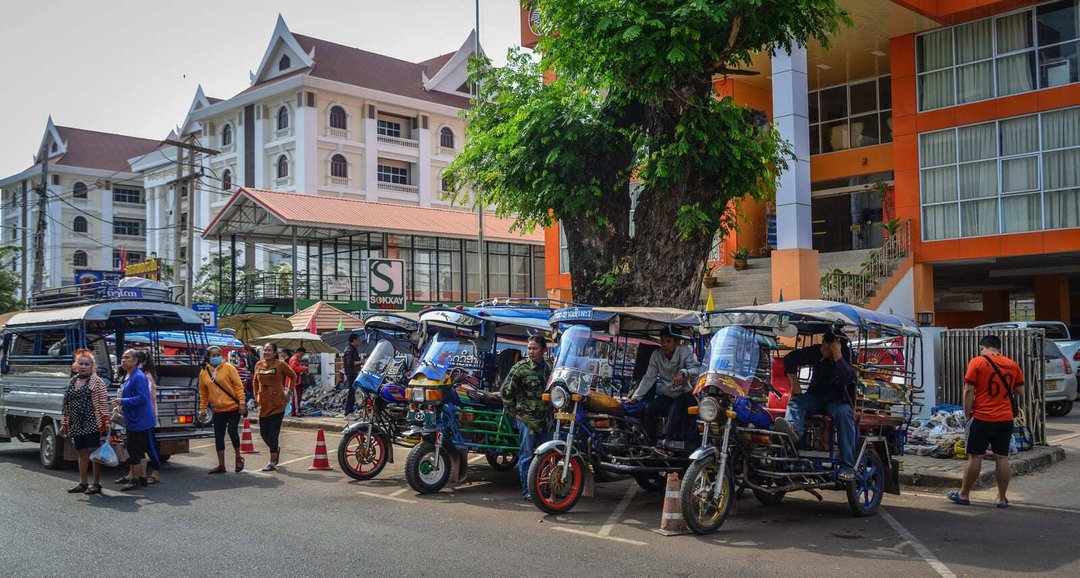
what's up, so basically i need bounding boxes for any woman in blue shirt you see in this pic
[112,349,156,491]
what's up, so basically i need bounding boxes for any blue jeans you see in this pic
[785,393,856,472]
[516,419,552,497]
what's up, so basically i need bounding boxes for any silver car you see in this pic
[1044,340,1077,417]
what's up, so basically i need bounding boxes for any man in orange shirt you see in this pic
[948,335,1025,508]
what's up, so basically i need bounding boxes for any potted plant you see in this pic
[703,266,721,288]
[876,217,903,238]
[731,247,750,271]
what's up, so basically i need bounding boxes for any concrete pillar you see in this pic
[770,46,818,301]
[913,263,935,317]
[364,116,379,201]
[982,290,1010,323]
[1035,275,1070,322]
[417,127,432,206]
[295,102,317,194]
[253,107,265,188]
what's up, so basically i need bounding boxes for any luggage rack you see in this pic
[474,298,579,309]
[29,280,177,310]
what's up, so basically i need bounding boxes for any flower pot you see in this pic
[733,258,748,271]
[703,276,720,288]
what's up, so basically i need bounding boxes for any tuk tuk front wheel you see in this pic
[527,448,585,515]
[485,450,518,472]
[405,441,451,494]
[846,449,884,517]
[680,456,734,535]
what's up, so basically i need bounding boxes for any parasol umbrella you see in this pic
[218,314,292,344]
[248,330,341,354]
[320,329,359,352]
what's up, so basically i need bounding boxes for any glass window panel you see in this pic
[923,204,959,240]
[1044,148,1080,189]
[921,166,958,203]
[438,238,461,251]
[488,253,509,297]
[810,125,821,155]
[558,223,569,274]
[1001,156,1040,193]
[487,242,509,255]
[510,255,529,297]
[532,254,545,298]
[808,91,819,124]
[961,199,1000,236]
[878,76,892,110]
[958,123,996,161]
[1045,188,1080,228]
[956,61,995,103]
[849,114,880,147]
[880,111,894,144]
[1039,41,1080,88]
[1003,193,1044,233]
[821,120,850,153]
[1000,115,1040,155]
[1037,0,1080,46]
[849,81,877,115]
[920,130,957,167]
[956,19,994,64]
[959,160,998,199]
[918,29,954,71]
[919,70,955,110]
[511,244,530,256]
[819,86,847,121]
[413,236,436,249]
[996,52,1037,96]
[997,12,1034,53]
[465,249,480,300]
[1042,107,1080,149]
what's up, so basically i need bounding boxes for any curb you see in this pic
[247,416,346,432]
[902,445,1066,490]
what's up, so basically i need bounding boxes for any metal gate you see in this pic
[938,329,1046,445]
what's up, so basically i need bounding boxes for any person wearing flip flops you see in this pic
[198,346,248,474]
[113,350,157,492]
[948,335,1025,509]
[60,349,111,495]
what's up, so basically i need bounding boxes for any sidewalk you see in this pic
[901,445,1066,490]
[248,414,347,432]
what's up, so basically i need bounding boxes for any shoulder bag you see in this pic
[204,366,243,409]
[982,355,1033,451]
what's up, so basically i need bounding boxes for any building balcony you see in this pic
[377,181,418,195]
[438,146,456,156]
[273,127,295,140]
[326,176,351,187]
[377,134,419,149]
[326,127,349,139]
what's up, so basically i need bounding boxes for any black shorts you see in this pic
[71,432,103,451]
[125,429,151,465]
[966,418,1012,456]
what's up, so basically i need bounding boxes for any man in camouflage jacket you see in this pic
[501,334,554,500]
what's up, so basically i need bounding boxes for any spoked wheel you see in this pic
[680,456,734,535]
[338,429,390,481]
[405,441,452,494]
[846,449,885,516]
[485,450,518,472]
[527,448,585,515]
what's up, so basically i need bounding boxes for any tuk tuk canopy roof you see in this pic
[420,306,552,336]
[3,302,205,332]
[550,306,703,334]
[363,312,420,333]
[704,299,920,336]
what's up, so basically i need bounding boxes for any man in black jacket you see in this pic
[342,334,363,416]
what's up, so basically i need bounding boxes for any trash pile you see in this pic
[907,405,968,459]
[299,386,349,417]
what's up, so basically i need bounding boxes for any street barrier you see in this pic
[655,472,689,536]
[240,418,260,454]
[308,429,334,471]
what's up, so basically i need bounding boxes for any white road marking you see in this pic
[1048,432,1080,444]
[359,491,417,504]
[880,509,956,578]
[551,526,647,546]
[191,442,217,450]
[468,454,485,464]
[245,455,317,477]
[904,491,1080,515]
[452,481,492,492]
[599,484,639,536]
[388,488,410,498]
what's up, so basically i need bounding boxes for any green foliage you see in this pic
[876,217,903,236]
[731,246,751,260]
[0,245,23,313]
[193,251,242,304]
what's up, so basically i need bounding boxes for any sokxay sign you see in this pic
[368,259,406,311]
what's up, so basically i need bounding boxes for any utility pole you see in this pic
[31,136,50,295]
[172,144,184,294]
[475,0,486,299]
[164,138,218,306]
[186,136,196,305]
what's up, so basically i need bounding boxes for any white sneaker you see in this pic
[261,462,277,472]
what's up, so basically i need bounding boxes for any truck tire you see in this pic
[1046,401,1073,417]
[40,423,65,470]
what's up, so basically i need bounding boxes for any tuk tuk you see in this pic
[402,305,552,493]
[527,307,705,515]
[337,312,421,480]
[680,300,922,534]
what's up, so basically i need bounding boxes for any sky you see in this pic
[0,0,523,177]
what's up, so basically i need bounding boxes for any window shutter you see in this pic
[368,105,376,119]
[306,92,316,108]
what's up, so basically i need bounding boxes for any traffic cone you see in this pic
[308,429,333,471]
[654,472,690,536]
[239,418,260,454]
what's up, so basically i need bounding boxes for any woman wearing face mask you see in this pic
[198,346,248,474]
[59,349,111,495]
[252,343,296,471]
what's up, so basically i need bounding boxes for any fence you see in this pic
[820,219,910,305]
[937,328,1046,445]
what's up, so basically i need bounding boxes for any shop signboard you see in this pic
[368,259,406,311]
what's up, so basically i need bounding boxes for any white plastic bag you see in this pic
[89,437,119,467]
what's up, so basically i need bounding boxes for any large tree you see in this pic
[0,246,22,313]
[446,0,847,307]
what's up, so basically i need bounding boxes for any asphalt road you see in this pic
[2,416,1079,578]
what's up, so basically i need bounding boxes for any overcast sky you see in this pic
[0,0,522,177]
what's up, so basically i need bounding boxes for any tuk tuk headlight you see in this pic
[408,387,425,403]
[550,386,569,410]
[698,397,720,423]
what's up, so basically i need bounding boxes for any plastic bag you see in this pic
[90,439,120,467]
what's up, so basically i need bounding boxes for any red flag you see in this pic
[307,316,318,334]
[120,249,128,274]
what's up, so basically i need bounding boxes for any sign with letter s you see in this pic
[368,259,406,311]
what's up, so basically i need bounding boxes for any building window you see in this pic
[277,106,290,131]
[222,124,233,146]
[439,127,455,149]
[377,164,408,185]
[330,154,348,178]
[441,174,451,192]
[179,212,188,230]
[276,155,290,179]
[73,216,88,233]
[113,250,144,269]
[112,186,143,204]
[808,75,892,155]
[72,250,88,267]
[279,54,291,71]
[329,106,347,130]
[377,119,402,138]
[919,105,1080,241]
[916,0,1080,112]
[558,222,569,274]
[222,169,232,191]
[72,181,88,199]
[113,219,142,237]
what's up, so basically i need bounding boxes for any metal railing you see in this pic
[377,134,419,149]
[820,219,911,305]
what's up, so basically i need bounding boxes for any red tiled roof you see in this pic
[54,126,161,172]
[248,34,470,109]
[205,187,543,244]
[419,51,456,76]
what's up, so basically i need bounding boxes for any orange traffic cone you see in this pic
[308,429,333,471]
[239,418,260,454]
[654,472,690,536]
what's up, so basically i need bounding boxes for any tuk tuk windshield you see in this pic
[412,333,478,381]
[551,325,614,395]
[362,341,396,375]
[698,326,762,397]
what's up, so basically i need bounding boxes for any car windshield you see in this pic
[362,341,396,375]
[551,325,615,395]
[1034,324,1069,340]
[411,333,478,381]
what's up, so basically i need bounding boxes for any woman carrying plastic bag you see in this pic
[59,349,112,495]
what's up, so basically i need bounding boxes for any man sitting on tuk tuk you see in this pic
[629,327,702,447]
[773,331,858,481]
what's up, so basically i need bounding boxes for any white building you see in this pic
[0,118,159,298]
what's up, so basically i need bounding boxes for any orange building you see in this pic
[524,0,1080,327]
